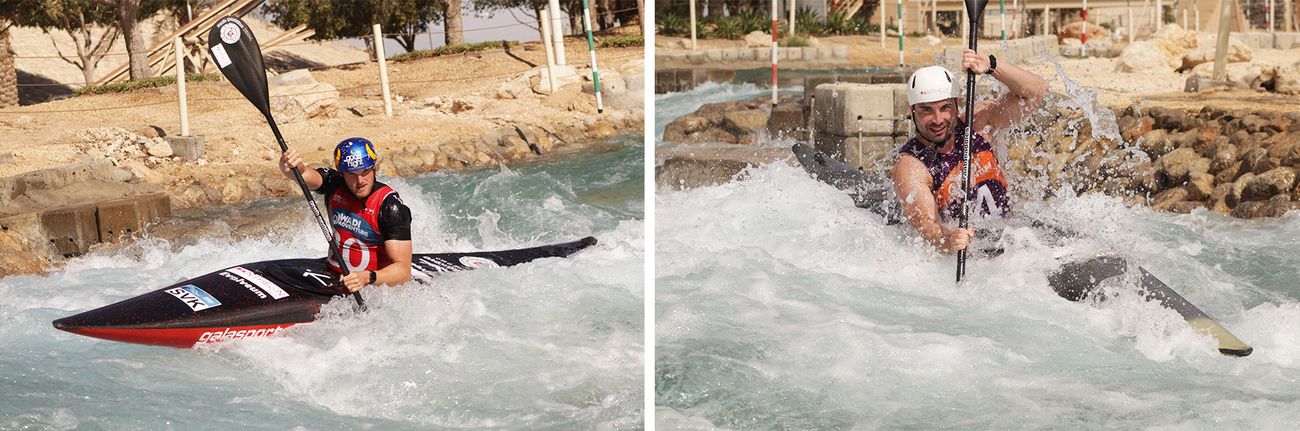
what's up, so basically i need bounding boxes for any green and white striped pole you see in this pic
[894,0,904,67]
[999,0,1006,40]
[580,0,603,113]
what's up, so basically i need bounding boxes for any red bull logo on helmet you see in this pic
[333,138,377,173]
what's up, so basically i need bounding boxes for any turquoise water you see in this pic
[0,135,644,430]
[655,84,1300,429]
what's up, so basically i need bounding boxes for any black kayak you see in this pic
[791,143,1252,357]
[53,237,597,348]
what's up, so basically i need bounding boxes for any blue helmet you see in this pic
[333,137,378,173]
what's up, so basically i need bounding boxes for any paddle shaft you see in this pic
[264,116,367,308]
[956,0,987,283]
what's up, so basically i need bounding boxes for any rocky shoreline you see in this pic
[659,93,1300,219]
[0,49,645,278]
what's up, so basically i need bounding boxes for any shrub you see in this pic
[75,73,222,95]
[598,35,644,48]
[391,40,507,62]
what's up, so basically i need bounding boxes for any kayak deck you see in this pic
[53,237,597,348]
[791,143,1253,357]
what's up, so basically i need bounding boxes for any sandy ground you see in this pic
[11,16,370,103]
[0,41,643,215]
[659,33,1300,112]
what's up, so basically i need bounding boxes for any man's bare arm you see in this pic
[892,155,971,254]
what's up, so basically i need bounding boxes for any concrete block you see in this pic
[1276,32,1300,49]
[721,49,738,61]
[817,47,833,60]
[705,69,736,84]
[97,193,170,242]
[654,70,679,93]
[687,51,706,64]
[166,135,205,161]
[656,144,794,189]
[768,102,805,138]
[831,45,848,58]
[705,49,724,61]
[892,85,910,119]
[787,48,803,61]
[737,48,754,61]
[39,204,98,256]
[844,136,905,174]
[814,83,899,136]
[814,133,847,159]
[756,48,770,61]
[802,47,817,60]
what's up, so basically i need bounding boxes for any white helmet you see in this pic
[907,66,957,106]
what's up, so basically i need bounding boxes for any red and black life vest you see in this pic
[898,120,1012,220]
[325,184,396,274]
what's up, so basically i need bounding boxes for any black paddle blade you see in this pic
[964,0,990,27]
[207,16,271,118]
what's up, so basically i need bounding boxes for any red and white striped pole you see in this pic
[1081,0,1088,57]
[1012,0,1018,38]
[771,0,779,106]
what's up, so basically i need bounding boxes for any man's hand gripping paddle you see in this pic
[957,0,990,283]
[206,16,366,309]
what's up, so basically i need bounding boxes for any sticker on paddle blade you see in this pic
[219,22,241,45]
[209,44,231,68]
[458,256,499,269]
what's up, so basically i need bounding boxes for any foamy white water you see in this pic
[655,83,1300,429]
[0,137,644,430]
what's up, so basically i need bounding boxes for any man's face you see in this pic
[911,98,958,146]
[343,168,375,198]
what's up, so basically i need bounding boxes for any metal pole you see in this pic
[881,1,888,47]
[790,0,796,35]
[1082,0,1088,56]
[549,0,567,64]
[1013,0,1019,37]
[1156,0,1163,31]
[1043,5,1050,35]
[1212,0,1232,80]
[540,9,558,93]
[1269,0,1275,32]
[1195,4,1200,31]
[956,1,967,45]
[373,24,392,118]
[175,37,189,137]
[772,0,779,106]
[898,0,905,68]
[1000,0,1007,39]
[932,0,938,35]
[689,0,698,50]
[1128,0,1135,41]
[581,0,603,113]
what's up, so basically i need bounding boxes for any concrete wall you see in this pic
[808,82,914,173]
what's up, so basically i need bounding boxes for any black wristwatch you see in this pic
[368,270,377,284]
[987,54,998,74]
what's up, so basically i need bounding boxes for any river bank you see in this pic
[0,43,644,278]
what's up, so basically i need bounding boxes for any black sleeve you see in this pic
[315,168,343,195]
[377,193,412,242]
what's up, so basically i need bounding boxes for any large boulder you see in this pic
[1181,35,1253,70]
[721,109,770,144]
[1057,21,1111,44]
[1159,147,1210,185]
[270,82,338,124]
[1115,40,1183,72]
[1191,61,1276,89]
[744,31,771,48]
[1276,62,1300,95]
[1242,167,1297,201]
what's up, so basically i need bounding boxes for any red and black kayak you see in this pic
[52,237,597,348]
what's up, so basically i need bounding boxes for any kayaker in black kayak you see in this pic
[279,137,413,292]
[890,50,1048,254]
